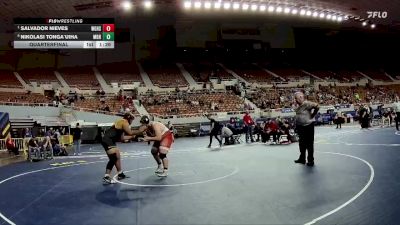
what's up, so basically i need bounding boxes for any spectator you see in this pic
[280,120,292,143]
[221,125,234,145]
[335,112,344,129]
[24,128,32,138]
[243,111,255,143]
[166,121,173,130]
[359,105,369,129]
[381,109,391,127]
[394,97,400,131]
[166,121,178,136]
[28,137,39,148]
[41,136,53,153]
[46,127,54,137]
[6,136,19,155]
[55,89,60,102]
[253,123,263,142]
[54,129,61,144]
[73,123,83,156]
[28,137,40,159]
[263,119,280,144]
[51,138,68,156]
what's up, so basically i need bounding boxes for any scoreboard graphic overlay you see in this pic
[13,18,115,49]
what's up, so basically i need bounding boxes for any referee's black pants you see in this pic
[396,112,400,131]
[297,123,315,163]
[209,130,221,146]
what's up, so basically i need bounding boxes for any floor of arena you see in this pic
[0,126,399,225]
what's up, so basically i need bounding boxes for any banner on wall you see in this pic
[275,108,294,113]
[334,104,352,110]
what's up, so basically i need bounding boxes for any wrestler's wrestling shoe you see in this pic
[103,176,116,184]
[157,170,168,177]
[155,167,163,174]
[117,172,129,180]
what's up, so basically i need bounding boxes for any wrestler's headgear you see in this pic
[140,115,150,125]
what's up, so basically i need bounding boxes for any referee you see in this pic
[293,92,319,166]
[394,97,400,131]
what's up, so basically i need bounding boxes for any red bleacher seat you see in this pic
[142,64,189,88]
[74,97,139,115]
[59,66,99,89]
[183,63,234,83]
[0,70,22,88]
[18,68,59,85]
[0,92,50,104]
[229,64,274,83]
[143,92,244,116]
[269,68,309,81]
[98,62,143,85]
[361,70,392,81]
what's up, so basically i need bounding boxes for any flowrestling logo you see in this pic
[367,11,388,19]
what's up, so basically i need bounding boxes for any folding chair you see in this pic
[28,146,42,162]
[278,135,290,144]
[42,145,54,160]
[381,117,390,127]
[372,118,381,127]
[232,134,242,144]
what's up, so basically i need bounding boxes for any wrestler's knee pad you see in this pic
[106,153,118,170]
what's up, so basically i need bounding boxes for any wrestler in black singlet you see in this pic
[102,113,136,184]
[101,119,125,151]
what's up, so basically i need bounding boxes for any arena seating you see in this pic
[334,70,364,82]
[142,91,245,116]
[363,85,400,103]
[0,90,139,115]
[307,70,335,80]
[59,66,99,89]
[211,64,235,80]
[142,64,188,88]
[0,70,22,88]
[73,96,139,115]
[386,70,400,80]
[183,63,234,82]
[361,70,392,81]
[0,92,51,104]
[229,63,275,84]
[248,88,297,109]
[18,68,59,85]
[247,84,400,110]
[98,62,144,85]
[269,68,309,81]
